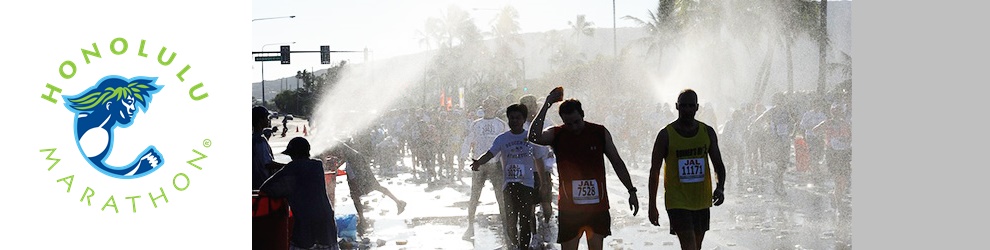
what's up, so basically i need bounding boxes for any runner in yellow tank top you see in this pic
[662,120,714,210]
[648,89,727,250]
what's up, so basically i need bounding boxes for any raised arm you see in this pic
[529,87,563,145]
[603,128,639,216]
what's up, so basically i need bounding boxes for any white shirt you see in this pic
[488,130,546,189]
[462,117,508,159]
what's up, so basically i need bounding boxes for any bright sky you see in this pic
[252,0,658,82]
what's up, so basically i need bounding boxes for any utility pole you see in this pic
[257,42,295,107]
[818,0,829,94]
[613,0,617,57]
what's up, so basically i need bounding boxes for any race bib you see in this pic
[505,164,524,183]
[677,158,706,183]
[571,179,600,205]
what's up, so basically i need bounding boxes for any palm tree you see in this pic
[490,5,525,90]
[777,0,824,92]
[622,0,682,67]
[565,14,595,62]
[429,4,482,49]
[491,5,523,47]
[828,50,851,82]
[421,5,498,107]
[541,30,578,70]
[734,0,823,101]
[569,14,596,38]
[757,0,823,93]
[416,18,444,50]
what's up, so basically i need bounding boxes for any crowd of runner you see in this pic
[254,84,852,250]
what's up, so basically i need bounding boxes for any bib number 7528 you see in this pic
[572,179,600,205]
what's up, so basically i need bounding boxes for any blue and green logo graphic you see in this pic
[37,37,212,214]
[63,76,164,179]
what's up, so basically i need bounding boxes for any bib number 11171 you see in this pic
[677,158,706,183]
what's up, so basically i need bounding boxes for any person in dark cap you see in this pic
[254,106,285,190]
[263,137,340,250]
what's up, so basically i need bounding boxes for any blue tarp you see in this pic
[335,214,358,241]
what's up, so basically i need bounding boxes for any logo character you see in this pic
[63,75,164,179]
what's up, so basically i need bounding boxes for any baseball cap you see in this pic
[281,137,311,157]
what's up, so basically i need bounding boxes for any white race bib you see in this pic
[571,179,600,205]
[504,164,524,183]
[677,158,706,183]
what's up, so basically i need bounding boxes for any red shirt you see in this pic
[551,122,610,212]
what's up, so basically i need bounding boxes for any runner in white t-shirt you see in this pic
[470,103,547,250]
[461,96,509,242]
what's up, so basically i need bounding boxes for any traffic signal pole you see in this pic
[252,45,364,106]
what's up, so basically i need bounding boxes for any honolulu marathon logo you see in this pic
[38,37,211,214]
[64,76,164,179]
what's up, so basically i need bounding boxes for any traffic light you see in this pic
[321,45,330,64]
[280,45,291,64]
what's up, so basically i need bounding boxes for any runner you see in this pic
[281,114,291,138]
[339,130,407,235]
[461,96,510,242]
[750,92,795,195]
[799,98,828,171]
[521,94,556,248]
[648,89,727,250]
[469,103,548,250]
[719,109,747,188]
[528,87,640,250]
[813,104,851,215]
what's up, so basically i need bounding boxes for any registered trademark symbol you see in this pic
[203,139,212,148]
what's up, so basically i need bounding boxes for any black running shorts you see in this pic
[666,208,710,235]
[557,209,611,243]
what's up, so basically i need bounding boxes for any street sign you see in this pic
[254,56,282,62]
